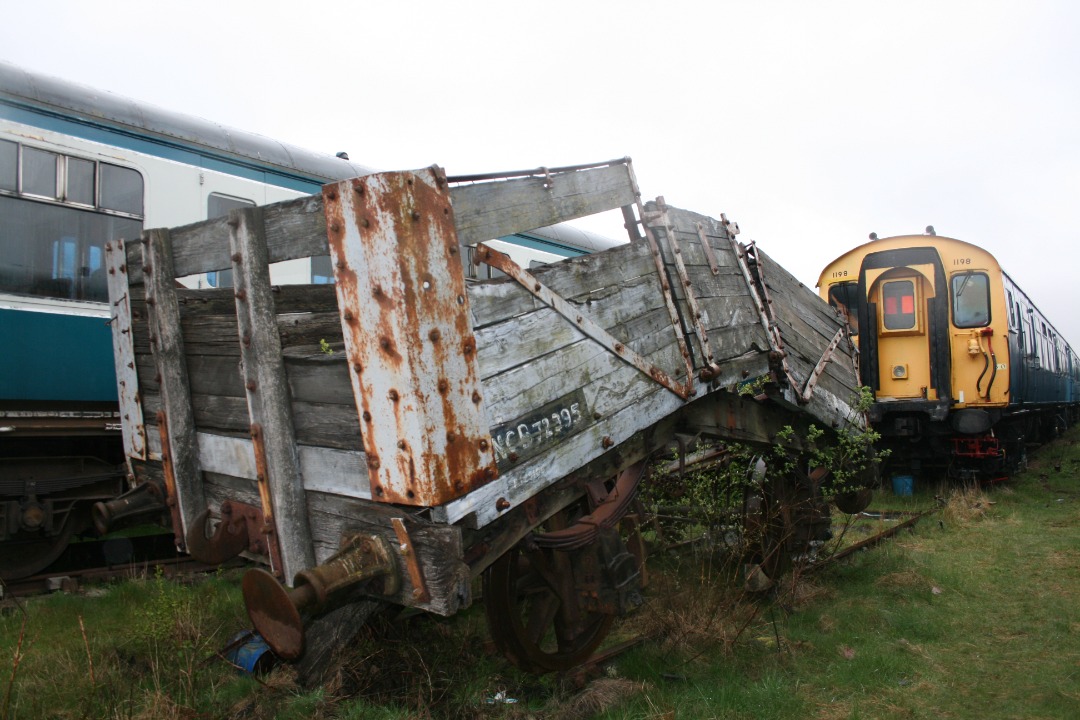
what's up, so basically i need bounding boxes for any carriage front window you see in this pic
[827,282,861,335]
[951,272,990,328]
[882,280,916,330]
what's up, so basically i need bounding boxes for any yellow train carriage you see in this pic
[819,231,1010,416]
[820,228,1080,480]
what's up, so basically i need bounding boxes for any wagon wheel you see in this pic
[483,502,615,673]
[741,457,795,590]
[0,511,78,581]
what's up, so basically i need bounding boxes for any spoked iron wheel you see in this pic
[741,457,795,589]
[484,502,615,673]
[0,511,78,581]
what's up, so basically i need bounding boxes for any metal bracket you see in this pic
[249,424,285,577]
[105,238,147,460]
[155,413,184,550]
[185,499,275,566]
[801,327,846,403]
[391,517,431,603]
[646,200,721,380]
[695,222,721,277]
[729,239,803,399]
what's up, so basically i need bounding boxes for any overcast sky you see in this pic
[4,1,1079,342]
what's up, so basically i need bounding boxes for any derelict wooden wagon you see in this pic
[102,158,867,673]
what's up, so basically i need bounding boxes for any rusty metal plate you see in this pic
[322,168,497,506]
[105,238,146,460]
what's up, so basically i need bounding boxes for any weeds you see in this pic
[1,432,1078,719]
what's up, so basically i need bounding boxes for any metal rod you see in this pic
[446,157,631,184]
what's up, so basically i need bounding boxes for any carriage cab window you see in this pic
[881,280,916,330]
[951,272,990,328]
[827,282,861,335]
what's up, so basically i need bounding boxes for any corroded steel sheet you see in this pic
[105,238,146,460]
[322,168,497,506]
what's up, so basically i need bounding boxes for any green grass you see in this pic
[597,433,1080,719]
[2,432,1078,719]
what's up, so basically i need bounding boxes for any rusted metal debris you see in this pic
[806,507,938,572]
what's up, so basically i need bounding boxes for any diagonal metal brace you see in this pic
[474,244,692,399]
[801,327,847,403]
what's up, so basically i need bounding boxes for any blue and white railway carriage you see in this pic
[0,61,622,579]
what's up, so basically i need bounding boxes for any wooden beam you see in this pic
[230,206,316,581]
[142,228,205,541]
[165,162,639,277]
[451,162,638,246]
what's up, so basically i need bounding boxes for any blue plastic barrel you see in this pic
[892,475,914,497]
[225,631,275,674]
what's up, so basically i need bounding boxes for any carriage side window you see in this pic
[99,163,144,215]
[1028,313,1037,357]
[0,195,142,302]
[23,147,59,199]
[882,280,916,330]
[0,139,16,192]
[204,193,254,288]
[828,282,861,335]
[66,157,95,206]
[951,272,990,328]
[0,143,144,303]
[310,254,334,284]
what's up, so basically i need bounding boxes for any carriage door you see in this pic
[866,265,937,400]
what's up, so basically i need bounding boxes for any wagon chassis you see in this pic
[105,157,867,672]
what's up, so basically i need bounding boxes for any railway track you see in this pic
[0,532,241,599]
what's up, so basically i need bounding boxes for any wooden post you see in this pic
[229,206,316,582]
[142,228,205,542]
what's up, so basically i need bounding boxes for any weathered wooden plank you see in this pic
[165,163,635,278]
[483,310,682,429]
[145,392,363,450]
[171,194,332,277]
[433,368,696,527]
[176,283,340,317]
[475,272,671,380]
[186,355,244,398]
[467,238,655,329]
[142,228,205,540]
[283,353,354,406]
[230,206,316,579]
[177,312,345,357]
[756,248,843,343]
[451,162,637,247]
[196,432,369,499]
